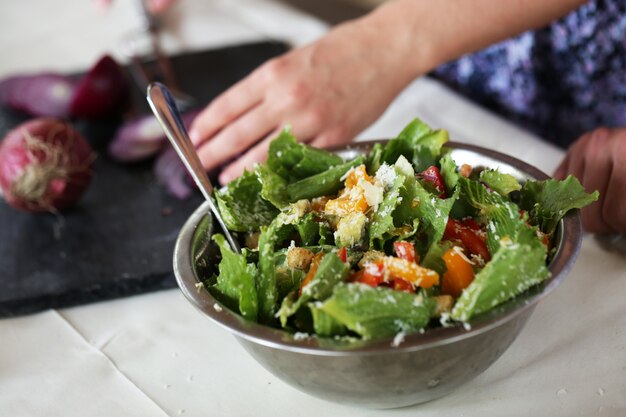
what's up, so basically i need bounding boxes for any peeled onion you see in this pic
[0,118,95,212]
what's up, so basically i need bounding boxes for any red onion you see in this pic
[0,73,75,117]
[154,147,192,200]
[69,55,129,119]
[0,55,129,120]
[108,114,167,162]
[0,118,95,212]
[108,110,201,163]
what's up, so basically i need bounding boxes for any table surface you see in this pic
[1,1,625,416]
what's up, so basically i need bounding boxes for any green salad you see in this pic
[201,118,597,342]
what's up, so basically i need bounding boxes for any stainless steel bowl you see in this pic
[173,142,582,409]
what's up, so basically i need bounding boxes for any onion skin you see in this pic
[0,118,95,212]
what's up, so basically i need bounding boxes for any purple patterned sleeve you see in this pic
[431,0,626,148]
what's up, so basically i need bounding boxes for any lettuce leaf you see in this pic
[318,283,436,340]
[520,175,599,235]
[451,176,552,321]
[439,152,460,193]
[278,253,349,326]
[273,251,306,300]
[286,156,364,202]
[295,213,322,246]
[380,118,432,165]
[257,215,296,324]
[420,240,454,275]
[256,164,290,209]
[365,142,383,174]
[267,129,343,182]
[211,234,258,321]
[479,169,521,196]
[457,177,520,253]
[215,170,279,232]
[398,176,458,251]
[368,172,405,248]
[412,129,449,172]
[450,238,550,321]
[309,303,347,337]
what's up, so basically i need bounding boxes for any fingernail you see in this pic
[189,129,200,145]
[95,0,110,12]
[218,172,232,186]
[148,0,167,13]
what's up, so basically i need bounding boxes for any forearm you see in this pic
[362,0,587,78]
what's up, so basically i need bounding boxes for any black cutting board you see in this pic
[0,41,289,317]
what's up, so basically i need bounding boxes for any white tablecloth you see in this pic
[1,1,624,416]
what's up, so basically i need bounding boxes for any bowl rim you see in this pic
[173,141,582,356]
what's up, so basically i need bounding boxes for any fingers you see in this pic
[553,154,570,180]
[564,131,595,182]
[309,126,352,149]
[196,104,277,172]
[554,131,592,179]
[601,138,626,235]
[218,120,357,184]
[189,70,267,146]
[218,133,277,185]
[146,0,176,14]
[579,129,613,233]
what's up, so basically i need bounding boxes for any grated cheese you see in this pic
[375,163,397,189]
[391,332,406,347]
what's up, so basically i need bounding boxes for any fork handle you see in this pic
[147,82,241,253]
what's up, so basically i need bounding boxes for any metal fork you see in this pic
[120,0,196,111]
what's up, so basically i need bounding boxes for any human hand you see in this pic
[144,0,176,14]
[189,15,420,184]
[96,0,175,14]
[554,127,626,235]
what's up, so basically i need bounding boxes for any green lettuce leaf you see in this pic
[451,176,552,321]
[211,234,258,321]
[368,172,405,248]
[421,240,454,275]
[439,152,460,193]
[365,142,383,174]
[256,164,290,209]
[257,215,296,324]
[412,129,449,172]
[457,177,520,253]
[295,213,321,246]
[479,169,521,196]
[309,303,347,337]
[319,283,436,340]
[380,118,432,165]
[215,170,279,232]
[520,175,599,235]
[450,238,550,321]
[273,251,306,300]
[286,156,364,202]
[398,175,458,251]
[267,129,343,182]
[278,252,349,326]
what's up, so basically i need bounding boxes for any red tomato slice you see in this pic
[338,247,347,263]
[444,218,491,261]
[358,261,384,287]
[419,165,447,198]
[393,241,416,263]
[392,278,415,293]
